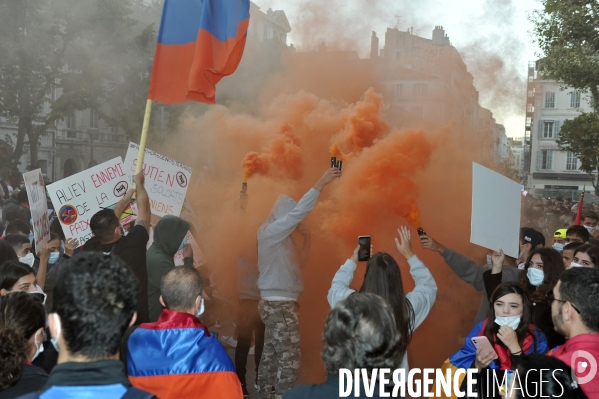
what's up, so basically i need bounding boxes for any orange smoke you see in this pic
[242,122,303,181]
[321,128,434,241]
[329,88,389,159]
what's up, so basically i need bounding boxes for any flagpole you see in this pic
[134,99,153,182]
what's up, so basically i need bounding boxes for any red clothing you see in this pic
[551,334,599,397]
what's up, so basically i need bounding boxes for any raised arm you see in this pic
[327,246,361,308]
[296,223,311,268]
[133,172,150,231]
[36,240,50,291]
[396,227,437,330]
[482,249,505,301]
[112,186,135,222]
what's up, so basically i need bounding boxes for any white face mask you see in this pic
[195,296,205,318]
[31,329,44,362]
[584,225,594,233]
[569,262,584,268]
[495,315,521,330]
[527,267,545,287]
[19,253,35,267]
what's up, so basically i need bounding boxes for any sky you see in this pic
[255,0,544,138]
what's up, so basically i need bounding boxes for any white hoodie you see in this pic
[257,188,320,300]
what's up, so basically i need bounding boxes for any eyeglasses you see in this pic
[545,291,580,314]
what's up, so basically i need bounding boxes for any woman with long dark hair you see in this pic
[0,291,48,398]
[569,243,599,268]
[438,282,547,399]
[327,226,437,372]
[483,247,565,348]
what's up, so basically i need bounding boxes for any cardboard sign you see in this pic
[22,169,50,249]
[124,142,192,218]
[47,157,127,245]
[471,163,521,258]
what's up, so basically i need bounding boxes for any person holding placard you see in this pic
[83,172,151,324]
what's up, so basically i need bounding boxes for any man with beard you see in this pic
[548,267,599,397]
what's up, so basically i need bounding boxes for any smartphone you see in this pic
[502,370,515,392]
[471,336,498,358]
[331,157,337,168]
[337,160,342,171]
[358,236,371,262]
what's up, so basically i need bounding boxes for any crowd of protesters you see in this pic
[0,166,598,399]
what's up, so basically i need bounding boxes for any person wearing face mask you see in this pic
[436,282,547,399]
[483,248,565,349]
[146,215,194,322]
[561,241,583,268]
[0,291,48,398]
[127,266,242,399]
[552,229,567,253]
[83,172,151,324]
[568,244,599,269]
[421,227,543,326]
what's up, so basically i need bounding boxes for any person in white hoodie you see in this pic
[256,167,340,399]
[327,226,437,380]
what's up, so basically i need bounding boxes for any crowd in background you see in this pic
[0,166,598,399]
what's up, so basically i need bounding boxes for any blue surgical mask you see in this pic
[552,242,565,252]
[527,267,545,287]
[48,252,60,264]
[178,236,187,252]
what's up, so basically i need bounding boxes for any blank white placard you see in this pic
[471,162,521,258]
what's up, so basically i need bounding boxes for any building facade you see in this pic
[527,61,594,197]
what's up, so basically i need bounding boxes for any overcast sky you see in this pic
[256,0,544,137]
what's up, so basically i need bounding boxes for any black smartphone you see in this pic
[337,160,342,171]
[358,236,371,262]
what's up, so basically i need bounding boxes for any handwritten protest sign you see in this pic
[124,142,192,218]
[471,162,520,258]
[47,157,127,245]
[23,169,50,249]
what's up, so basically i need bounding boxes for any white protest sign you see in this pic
[471,162,521,258]
[47,157,128,245]
[124,142,192,218]
[22,169,50,249]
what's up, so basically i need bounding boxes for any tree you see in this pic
[556,112,599,194]
[531,0,599,108]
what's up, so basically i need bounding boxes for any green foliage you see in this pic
[556,112,599,191]
[531,0,599,107]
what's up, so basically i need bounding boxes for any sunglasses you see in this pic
[545,291,580,314]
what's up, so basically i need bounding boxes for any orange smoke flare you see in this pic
[242,122,303,181]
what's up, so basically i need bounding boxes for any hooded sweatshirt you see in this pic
[147,215,193,321]
[257,188,320,300]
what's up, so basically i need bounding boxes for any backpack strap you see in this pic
[121,387,155,399]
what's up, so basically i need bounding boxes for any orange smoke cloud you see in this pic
[242,122,303,181]
[321,128,434,241]
[330,88,389,159]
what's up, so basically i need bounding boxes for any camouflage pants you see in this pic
[256,299,301,399]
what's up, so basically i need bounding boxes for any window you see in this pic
[566,152,578,170]
[394,84,403,98]
[413,84,428,98]
[570,91,581,108]
[65,114,76,130]
[545,92,556,108]
[538,120,560,139]
[536,150,553,170]
[89,108,98,129]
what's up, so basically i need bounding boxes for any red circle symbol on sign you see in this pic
[114,181,129,197]
[176,172,188,188]
[59,204,78,225]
